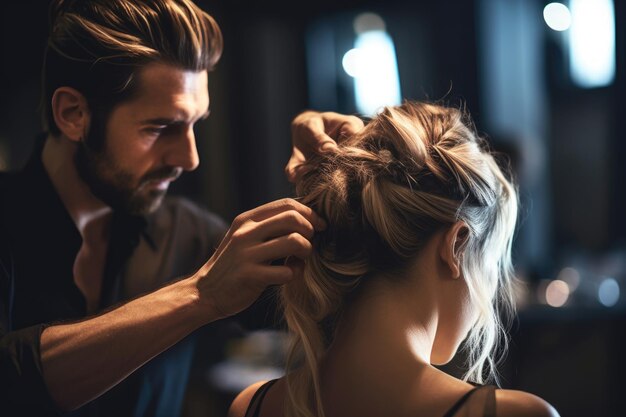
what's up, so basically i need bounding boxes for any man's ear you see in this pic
[51,87,90,142]
[439,221,469,279]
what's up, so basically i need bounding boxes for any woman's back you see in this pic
[231,372,556,417]
[231,277,557,417]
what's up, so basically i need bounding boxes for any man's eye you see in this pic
[146,126,166,135]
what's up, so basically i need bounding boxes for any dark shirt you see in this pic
[0,143,229,417]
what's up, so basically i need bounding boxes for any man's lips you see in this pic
[141,169,182,190]
[146,178,174,190]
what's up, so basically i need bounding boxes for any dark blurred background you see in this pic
[1,0,625,416]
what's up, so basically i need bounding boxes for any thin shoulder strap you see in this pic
[482,385,497,417]
[244,379,278,417]
[442,386,482,417]
[441,385,498,417]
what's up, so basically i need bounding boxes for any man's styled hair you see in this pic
[42,0,223,137]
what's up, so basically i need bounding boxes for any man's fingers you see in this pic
[251,233,313,263]
[284,256,305,278]
[322,113,364,142]
[254,265,296,285]
[285,149,305,183]
[255,210,315,241]
[287,111,365,183]
[294,114,339,153]
[238,198,326,231]
[312,133,337,153]
[285,162,313,183]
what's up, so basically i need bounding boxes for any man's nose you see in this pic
[164,128,200,171]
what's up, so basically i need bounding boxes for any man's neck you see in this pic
[42,134,112,236]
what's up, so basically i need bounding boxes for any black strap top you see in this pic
[442,384,496,417]
[243,379,497,417]
[244,379,279,417]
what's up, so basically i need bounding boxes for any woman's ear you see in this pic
[439,221,469,279]
[51,87,90,142]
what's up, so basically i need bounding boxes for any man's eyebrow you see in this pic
[141,109,211,125]
[141,117,180,125]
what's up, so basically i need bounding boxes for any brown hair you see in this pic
[281,101,519,417]
[42,0,223,138]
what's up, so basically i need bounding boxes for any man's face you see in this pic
[76,63,210,215]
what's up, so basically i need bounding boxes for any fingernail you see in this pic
[320,142,337,152]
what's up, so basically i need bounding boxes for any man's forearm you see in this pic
[40,275,212,411]
[39,197,324,412]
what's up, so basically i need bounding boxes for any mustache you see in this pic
[141,167,183,183]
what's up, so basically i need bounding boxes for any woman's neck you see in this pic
[331,274,439,363]
[319,269,443,414]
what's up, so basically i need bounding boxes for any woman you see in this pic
[229,101,559,417]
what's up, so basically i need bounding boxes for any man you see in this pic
[0,0,364,416]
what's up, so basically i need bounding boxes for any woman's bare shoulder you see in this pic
[495,389,560,417]
[227,381,268,417]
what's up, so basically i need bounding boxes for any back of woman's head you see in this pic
[281,101,518,417]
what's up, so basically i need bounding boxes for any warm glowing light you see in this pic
[598,277,620,307]
[556,267,580,291]
[569,0,615,88]
[545,279,570,307]
[543,3,572,31]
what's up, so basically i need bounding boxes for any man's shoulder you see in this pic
[152,195,228,244]
[0,170,23,229]
[160,195,219,217]
[0,162,42,212]
[0,170,21,194]
[160,195,226,227]
[0,172,17,275]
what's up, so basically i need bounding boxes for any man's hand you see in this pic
[39,198,325,411]
[286,111,364,182]
[193,198,326,319]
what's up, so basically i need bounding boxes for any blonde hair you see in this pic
[281,101,518,417]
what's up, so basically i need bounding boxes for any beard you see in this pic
[74,126,181,216]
